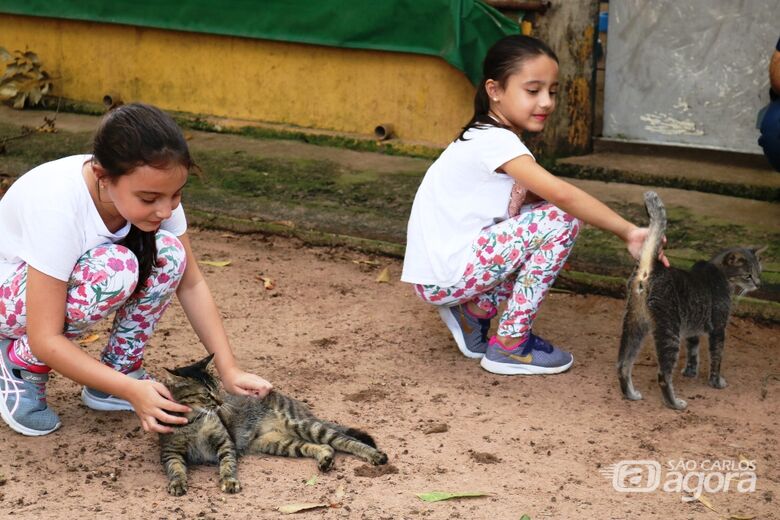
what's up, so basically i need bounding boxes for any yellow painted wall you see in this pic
[0,14,476,145]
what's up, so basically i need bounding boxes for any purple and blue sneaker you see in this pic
[480,334,574,375]
[438,304,494,359]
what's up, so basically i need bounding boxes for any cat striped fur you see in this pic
[617,191,765,410]
[159,355,388,496]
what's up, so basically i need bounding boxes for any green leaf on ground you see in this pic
[416,491,488,502]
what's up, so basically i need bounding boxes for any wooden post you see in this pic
[531,0,598,157]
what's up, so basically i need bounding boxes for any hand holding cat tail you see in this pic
[126,379,191,434]
[220,368,273,398]
[625,227,670,268]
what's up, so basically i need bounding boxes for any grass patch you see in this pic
[1,113,777,312]
[188,150,421,223]
[0,121,92,176]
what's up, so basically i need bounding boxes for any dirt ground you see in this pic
[0,229,777,520]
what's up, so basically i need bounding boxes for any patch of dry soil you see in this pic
[1,230,777,519]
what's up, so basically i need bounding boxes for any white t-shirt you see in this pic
[0,154,187,284]
[401,126,532,286]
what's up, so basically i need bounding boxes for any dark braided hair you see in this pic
[92,103,194,294]
[458,35,558,141]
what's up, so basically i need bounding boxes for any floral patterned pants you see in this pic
[0,230,186,373]
[415,202,580,339]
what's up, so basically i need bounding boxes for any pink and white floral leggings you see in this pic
[415,202,580,340]
[0,230,186,373]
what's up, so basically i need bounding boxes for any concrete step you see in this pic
[555,139,780,202]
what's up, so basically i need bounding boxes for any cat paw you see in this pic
[370,451,388,465]
[623,388,643,401]
[221,477,241,494]
[709,375,728,389]
[318,455,334,472]
[681,366,698,378]
[664,398,687,410]
[167,479,188,496]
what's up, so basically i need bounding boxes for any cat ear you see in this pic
[163,368,187,384]
[196,353,215,369]
[747,245,768,258]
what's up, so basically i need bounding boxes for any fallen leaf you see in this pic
[199,260,231,267]
[416,491,488,503]
[278,503,328,514]
[352,259,380,266]
[738,453,751,465]
[271,220,296,228]
[257,275,275,290]
[220,233,239,239]
[728,515,756,520]
[520,516,531,520]
[697,495,717,512]
[375,267,390,283]
[78,334,100,345]
[335,483,345,499]
[304,475,317,486]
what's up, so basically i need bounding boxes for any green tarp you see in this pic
[0,0,521,85]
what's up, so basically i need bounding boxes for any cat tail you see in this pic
[343,428,377,448]
[322,421,377,448]
[634,191,667,294]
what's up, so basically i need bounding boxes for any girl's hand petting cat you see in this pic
[626,226,670,267]
[221,368,273,398]
[126,379,191,434]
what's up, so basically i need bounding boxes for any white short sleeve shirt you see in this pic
[0,155,187,284]
[401,126,533,286]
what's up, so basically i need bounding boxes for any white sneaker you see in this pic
[81,367,151,412]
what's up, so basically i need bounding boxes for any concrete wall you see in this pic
[0,14,476,146]
[1,9,600,155]
[603,0,780,153]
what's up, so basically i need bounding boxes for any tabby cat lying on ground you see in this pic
[617,191,765,410]
[159,355,388,495]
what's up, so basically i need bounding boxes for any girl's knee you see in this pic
[155,230,186,260]
[562,213,581,238]
[153,230,187,279]
[549,206,580,237]
[78,244,140,292]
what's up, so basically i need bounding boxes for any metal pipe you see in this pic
[374,123,394,141]
[102,91,123,109]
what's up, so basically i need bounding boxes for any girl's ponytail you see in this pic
[119,225,156,295]
[457,80,498,140]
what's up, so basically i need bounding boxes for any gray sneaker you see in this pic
[81,367,151,412]
[480,334,574,375]
[0,339,61,436]
[438,304,493,359]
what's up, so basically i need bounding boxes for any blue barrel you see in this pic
[599,12,608,32]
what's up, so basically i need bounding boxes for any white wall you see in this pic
[603,0,780,153]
